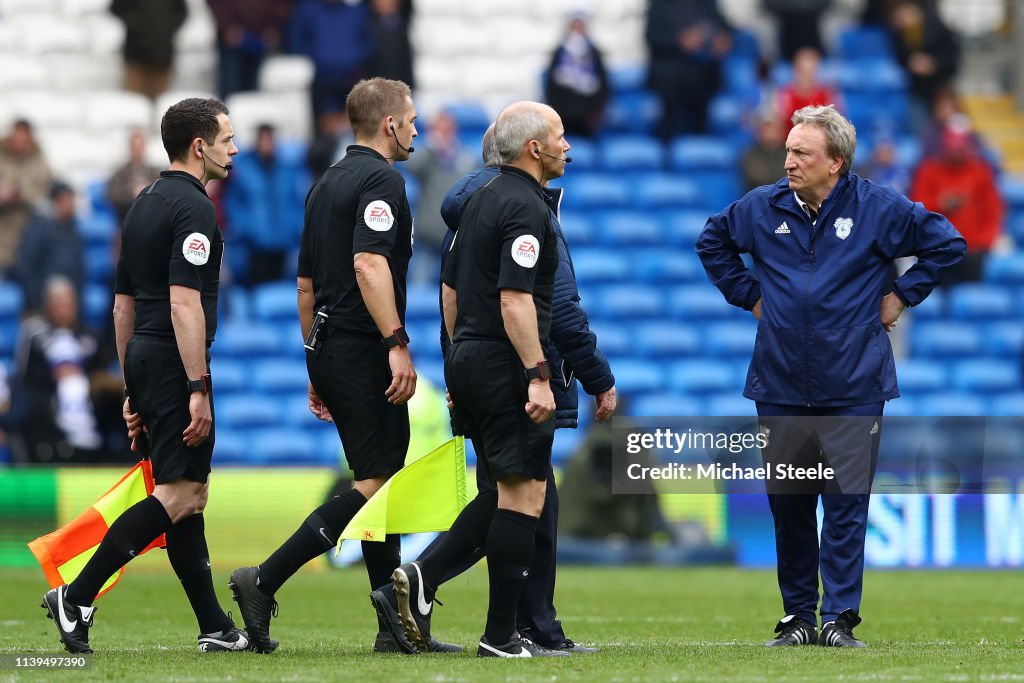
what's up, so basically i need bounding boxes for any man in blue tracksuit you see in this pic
[697,105,964,647]
[370,125,616,654]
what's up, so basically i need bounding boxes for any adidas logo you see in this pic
[775,221,791,234]
[869,422,879,435]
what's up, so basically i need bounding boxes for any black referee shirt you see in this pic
[115,171,223,343]
[442,166,557,346]
[298,145,413,335]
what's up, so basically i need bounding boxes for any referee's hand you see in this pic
[182,393,212,447]
[386,345,417,405]
[526,380,555,424]
[308,381,333,422]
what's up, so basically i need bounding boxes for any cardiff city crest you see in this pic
[834,217,853,240]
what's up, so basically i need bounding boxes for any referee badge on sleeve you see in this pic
[511,234,540,268]
[364,200,395,232]
[183,232,211,265]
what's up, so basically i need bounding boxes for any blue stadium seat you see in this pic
[984,252,1024,284]
[0,319,18,356]
[983,321,1024,355]
[916,392,988,416]
[606,358,666,395]
[81,283,109,329]
[703,321,756,357]
[603,91,661,134]
[599,135,663,171]
[551,428,583,465]
[405,284,438,321]
[252,282,300,321]
[209,358,248,394]
[911,321,983,357]
[609,66,648,95]
[699,171,743,210]
[417,358,445,388]
[218,394,282,428]
[1009,210,1024,243]
[838,27,893,59]
[561,138,597,171]
[633,248,704,283]
[221,286,250,321]
[668,136,736,172]
[1000,175,1024,209]
[837,58,907,92]
[844,91,909,135]
[895,359,947,393]
[665,210,711,248]
[882,396,919,417]
[722,56,758,96]
[85,244,113,283]
[668,285,735,319]
[561,174,631,210]
[214,429,251,465]
[248,429,323,466]
[597,211,663,247]
[729,30,761,60]
[589,322,631,357]
[988,392,1024,416]
[570,247,631,284]
[216,321,285,357]
[911,287,945,320]
[592,284,664,320]
[708,94,744,135]
[558,210,597,246]
[670,360,737,395]
[948,283,1015,320]
[0,281,23,320]
[283,393,319,427]
[251,359,309,394]
[632,322,701,357]
[632,173,702,208]
[951,359,1020,394]
[407,322,440,352]
[704,393,756,416]
[630,393,701,417]
[79,212,116,245]
[443,101,491,133]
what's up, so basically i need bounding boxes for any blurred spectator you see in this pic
[741,114,788,191]
[307,108,355,179]
[777,47,838,140]
[403,111,475,282]
[9,277,102,463]
[543,10,610,139]
[911,124,1003,284]
[365,0,415,88]
[858,137,911,195]
[207,0,295,99]
[106,130,161,228]
[288,0,376,120]
[0,120,52,274]
[223,124,309,285]
[646,0,733,140]
[763,0,829,61]
[920,88,986,161]
[110,0,188,100]
[888,0,959,134]
[13,182,84,315]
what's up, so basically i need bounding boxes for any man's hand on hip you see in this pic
[751,298,762,321]
[880,292,906,332]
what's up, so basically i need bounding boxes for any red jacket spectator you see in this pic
[777,48,838,140]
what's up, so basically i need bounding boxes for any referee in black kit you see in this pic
[41,98,250,654]
[376,101,571,658]
[229,78,460,655]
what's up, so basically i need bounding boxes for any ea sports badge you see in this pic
[511,234,540,268]
[364,200,395,232]
[834,217,853,240]
[182,232,211,265]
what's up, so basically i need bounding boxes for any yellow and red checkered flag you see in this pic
[27,460,165,600]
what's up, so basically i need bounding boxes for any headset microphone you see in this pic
[535,148,572,164]
[390,124,415,154]
[199,146,233,171]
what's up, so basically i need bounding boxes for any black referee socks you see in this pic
[257,489,367,596]
[484,508,539,646]
[66,495,172,606]
[167,514,233,635]
[420,489,498,595]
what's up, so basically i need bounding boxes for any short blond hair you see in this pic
[346,78,412,138]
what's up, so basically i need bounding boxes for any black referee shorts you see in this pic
[446,340,553,482]
[307,331,409,480]
[124,335,214,485]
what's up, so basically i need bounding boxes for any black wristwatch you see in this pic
[383,326,410,349]
[187,374,211,394]
[524,360,552,381]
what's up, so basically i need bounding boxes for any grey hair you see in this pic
[494,105,549,164]
[482,123,500,166]
[791,104,857,175]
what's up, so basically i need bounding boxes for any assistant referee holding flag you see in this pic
[228,78,459,655]
[42,98,249,654]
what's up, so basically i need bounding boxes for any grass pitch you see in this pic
[2,566,1021,682]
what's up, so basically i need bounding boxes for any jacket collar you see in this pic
[542,186,563,218]
[499,165,546,199]
[160,170,208,196]
[768,174,854,218]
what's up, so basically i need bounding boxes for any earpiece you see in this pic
[390,123,396,133]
